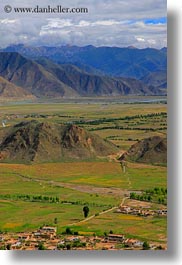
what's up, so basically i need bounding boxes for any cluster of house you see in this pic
[0,226,58,250]
[116,206,167,217]
[104,234,143,248]
[0,226,165,250]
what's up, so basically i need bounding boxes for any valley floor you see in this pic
[0,101,167,250]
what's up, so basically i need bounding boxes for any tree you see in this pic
[0,245,6,250]
[83,206,89,218]
[139,195,144,201]
[6,243,11,250]
[66,244,71,250]
[130,192,136,199]
[143,241,150,250]
[38,242,46,250]
[65,227,72,235]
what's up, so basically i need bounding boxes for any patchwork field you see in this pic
[0,99,167,247]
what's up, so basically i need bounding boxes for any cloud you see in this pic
[0,0,167,48]
[41,19,73,30]
[0,19,17,24]
[136,37,145,42]
[38,17,167,48]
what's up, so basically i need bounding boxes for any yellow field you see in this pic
[0,160,166,190]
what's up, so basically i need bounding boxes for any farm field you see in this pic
[0,99,167,148]
[0,161,166,190]
[0,99,167,247]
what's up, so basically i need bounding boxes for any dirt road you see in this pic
[14,172,130,197]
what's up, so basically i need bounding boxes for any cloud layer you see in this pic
[0,0,167,48]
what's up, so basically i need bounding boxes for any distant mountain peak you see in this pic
[127,45,138,49]
[0,45,166,99]
[1,44,166,80]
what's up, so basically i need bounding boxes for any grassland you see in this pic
[0,101,167,150]
[0,161,166,190]
[0,99,167,245]
[67,212,167,243]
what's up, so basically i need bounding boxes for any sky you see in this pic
[0,0,167,48]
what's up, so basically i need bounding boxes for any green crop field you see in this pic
[0,100,167,245]
[68,212,167,243]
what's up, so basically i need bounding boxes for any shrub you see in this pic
[143,241,150,250]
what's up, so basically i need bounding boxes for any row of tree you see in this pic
[0,194,113,208]
[89,126,166,132]
[73,112,167,126]
[130,187,167,205]
[0,194,60,203]
[145,187,167,195]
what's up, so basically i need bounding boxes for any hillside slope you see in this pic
[0,52,162,97]
[119,136,167,165]
[0,76,34,99]
[141,71,167,89]
[0,121,118,162]
[36,58,159,96]
[0,52,77,98]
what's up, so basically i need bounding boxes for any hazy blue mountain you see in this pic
[2,44,167,80]
[141,71,167,89]
[0,52,163,98]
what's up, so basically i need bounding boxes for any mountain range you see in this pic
[0,52,164,99]
[1,44,167,79]
[0,45,167,99]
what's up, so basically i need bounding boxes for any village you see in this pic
[116,205,167,217]
[0,225,166,251]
